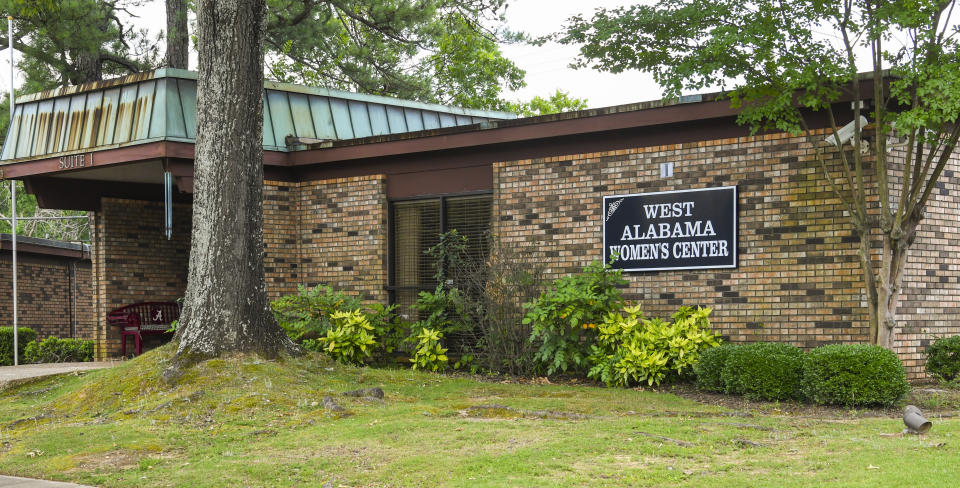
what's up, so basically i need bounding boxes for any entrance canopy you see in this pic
[0,69,515,210]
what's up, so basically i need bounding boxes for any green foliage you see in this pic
[802,344,908,407]
[587,305,721,387]
[2,0,160,89]
[927,336,960,382]
[524,261,627,375]
[506,89,589,117]
[410,327,449,372]
[0,180,89,242]
[309,310,377,366]
[721,343,804,401]
[422,230,546,375]
[0,326,37,366]
[271,285,364,342]
[411,285,467,337]
[694,343,735,393]
[265,0,526,111]
[23,336,94,364]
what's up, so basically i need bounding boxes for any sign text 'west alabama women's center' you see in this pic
[603,186,737,272]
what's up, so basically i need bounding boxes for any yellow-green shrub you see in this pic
[410,327,449,372]
[308,310,377,365]
[587,305,721,387]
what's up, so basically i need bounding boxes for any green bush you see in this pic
[721,342,804,401]
[524,261,626,375]
[307,310,377,365]
[587,305,721,387]
[802,344,908,407]
[410,327,449,372]
[271,285,406,362]
[24,336,94,364]
[926,335,960,382]
[694,344,735,393]
[0,327,38,366]
[271,285,363,342]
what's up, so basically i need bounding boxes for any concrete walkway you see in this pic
[0,475,94,487]
[0,362,118,390]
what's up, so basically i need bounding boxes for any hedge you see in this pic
[720,342,805,401]
[694,344,734,393]
[926,335,960,382]
[24,336,95,364]
[802,344,908,407]
[0,327,38,366]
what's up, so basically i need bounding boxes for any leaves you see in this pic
[588,305,721,388]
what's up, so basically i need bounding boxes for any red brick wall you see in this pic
[298,175,388,303]
[0,252,93,340]
[91,198,191,358]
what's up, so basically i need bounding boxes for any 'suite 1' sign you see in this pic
[603,186,737,271]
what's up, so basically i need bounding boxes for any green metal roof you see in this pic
[0,68,516,163]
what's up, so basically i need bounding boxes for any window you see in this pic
[389,194,492,318]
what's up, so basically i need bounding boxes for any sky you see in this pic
[0,0,663,109]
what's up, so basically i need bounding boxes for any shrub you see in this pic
[721,342,804,401]
[271,285,406,363]
[0,327,38,366]
[802,344,908,407]
[410,327,449,372]
[695,344,735,393]
[24,336,94,364]
[308,310,377,365]
[587,305,721,387]
[524,261,626,375]
[427,231,546,376]
[926,335,960,382]
[271,285,363,342]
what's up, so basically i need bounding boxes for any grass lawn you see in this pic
[0,345,957,487]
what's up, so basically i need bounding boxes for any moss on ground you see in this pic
[0,345,958,487]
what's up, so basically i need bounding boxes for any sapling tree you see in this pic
[558,0,960,348]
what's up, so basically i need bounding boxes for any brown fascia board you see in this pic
[0,234,90,260]
[288,78,881,167]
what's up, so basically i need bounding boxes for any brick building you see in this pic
[0,69,956,378]
[0,234,93,340]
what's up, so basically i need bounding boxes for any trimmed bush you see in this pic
[802,344,908,407]
[24,336,94,364]
[694,344,735,393]
[926,335,960,382]
[0,327,38,366]
[721,342,804,401]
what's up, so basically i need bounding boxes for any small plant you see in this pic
[802,344,908,407]
[410,327,449,372]
[271,285,363,342]
[0,327,38,366]
[587,305,721,387]
[411,285,467,336]
[721,342,804,401]
[524,260,626,375]
[926,335,960,382]
[310,310,377,365]
[24,336,94,364]
[694,344,735,393]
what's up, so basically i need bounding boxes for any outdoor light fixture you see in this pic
[823,116,868,147]
[903,405,932,434]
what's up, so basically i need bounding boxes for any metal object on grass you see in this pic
[903,405,932,434]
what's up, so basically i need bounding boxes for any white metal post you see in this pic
[8,15,16,366]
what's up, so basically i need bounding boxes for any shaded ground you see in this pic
[0,363,118,390]
[0,346,957,487]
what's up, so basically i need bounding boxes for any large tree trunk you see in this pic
[165,0,190,69]
[173,0,296,362]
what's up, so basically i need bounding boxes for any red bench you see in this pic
[107,302,181,357]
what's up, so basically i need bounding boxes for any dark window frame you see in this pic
[386,190,493,307]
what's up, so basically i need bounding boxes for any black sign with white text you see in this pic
[603,186,737,272]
